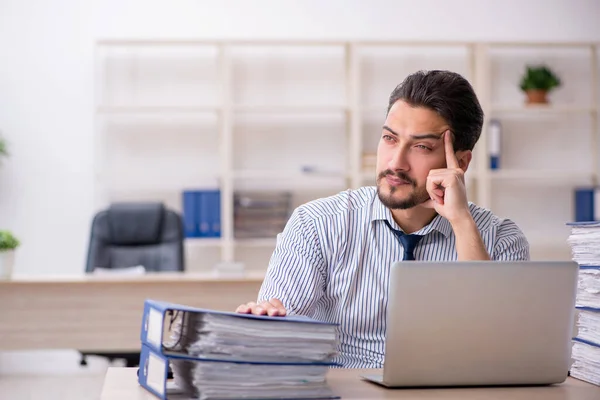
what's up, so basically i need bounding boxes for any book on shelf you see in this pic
[567,221,600,386]
[574,187,600,222]
[182,190,221,239]
[138,299,340,399]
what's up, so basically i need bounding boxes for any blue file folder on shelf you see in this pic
[574,187,600,222]
[182,190,221,238]
[138,299,340,399]
[182,191,197,238]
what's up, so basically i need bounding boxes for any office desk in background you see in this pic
[0,272,264,352]
[100,367,600,400]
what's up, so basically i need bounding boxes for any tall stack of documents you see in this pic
[567,221,600,386]
[138,299,340,399]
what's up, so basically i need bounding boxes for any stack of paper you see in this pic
[233,191,292,239]
[567,221,600,386]
[138,299,340,399]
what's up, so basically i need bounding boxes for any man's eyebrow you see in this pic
[382,126,443,141]
[411,133,443,140]
[382,125,398,136]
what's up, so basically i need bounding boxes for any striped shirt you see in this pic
[258,186,529,368]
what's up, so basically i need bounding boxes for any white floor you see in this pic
[0,350,127,400]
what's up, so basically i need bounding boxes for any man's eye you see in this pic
[415,145,431,151]
[383,135,395,142]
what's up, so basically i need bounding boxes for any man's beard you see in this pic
[376,169,430,210]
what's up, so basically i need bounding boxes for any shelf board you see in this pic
[186,236,279,248]
[104,180,221,195]
[234,238,277,247]
[489,169,595,183]
[97,106,220,114]
[233,170,347,180]
[232,170,348,191]
[490,104,596,114]
[185,238,222,247]
[232,105,348,113]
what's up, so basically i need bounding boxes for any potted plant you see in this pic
[0,230,20,278]
[519,65,561,104]
[0,136,7,162]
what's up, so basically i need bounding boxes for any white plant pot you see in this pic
[0,250,15,279]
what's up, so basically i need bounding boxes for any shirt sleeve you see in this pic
[492,219,530,261]
[257,206,327,316]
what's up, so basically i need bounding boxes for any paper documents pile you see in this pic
[137,299,340,399]
[567,221,600,386]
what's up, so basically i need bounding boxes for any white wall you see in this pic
[1,0,599,276]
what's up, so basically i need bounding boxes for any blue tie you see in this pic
[385,221,423,261]
[398,234,423,261]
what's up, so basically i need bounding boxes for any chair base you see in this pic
[79,351,140,368]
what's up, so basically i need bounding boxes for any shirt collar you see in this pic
[371,191,453,238]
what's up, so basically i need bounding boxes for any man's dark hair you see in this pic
[387,70,484,151]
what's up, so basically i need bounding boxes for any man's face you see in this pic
[376,100,463,210]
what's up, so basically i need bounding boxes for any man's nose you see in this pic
[388,147,410,171]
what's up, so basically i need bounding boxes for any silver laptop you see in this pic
[363,261,578,387]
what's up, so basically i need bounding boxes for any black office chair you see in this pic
[80,202,185,368]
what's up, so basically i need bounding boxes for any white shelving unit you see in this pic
[475,42,600,260]
[93,40,600,271]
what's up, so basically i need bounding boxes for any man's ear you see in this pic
[455,150,472,172]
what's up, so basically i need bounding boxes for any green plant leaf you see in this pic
[519,64,561,91]
[0,137,7,158]
[0,230,20,251]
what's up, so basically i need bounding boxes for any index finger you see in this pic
[444,130,459,169]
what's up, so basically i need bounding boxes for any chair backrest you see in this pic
[85,202,185,273]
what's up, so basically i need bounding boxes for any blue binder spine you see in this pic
[140,299,168,353]
[210,190,221,238]
[574,187,600,222]
[182,190,198,238]
[196,191,210,238]
[138,344,170,400]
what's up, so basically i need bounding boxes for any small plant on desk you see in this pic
[0,136,7,164]
[0,230,20,279]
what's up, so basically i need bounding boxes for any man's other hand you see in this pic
[235,298,287,316]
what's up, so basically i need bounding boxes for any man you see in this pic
[236,70,529,368]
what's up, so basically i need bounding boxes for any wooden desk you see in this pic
[100,367,600,400]
[0,272,263,351]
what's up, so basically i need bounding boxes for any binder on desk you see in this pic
[138,343,341,400]
[140,299,339,363]
[138,299,341,399]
